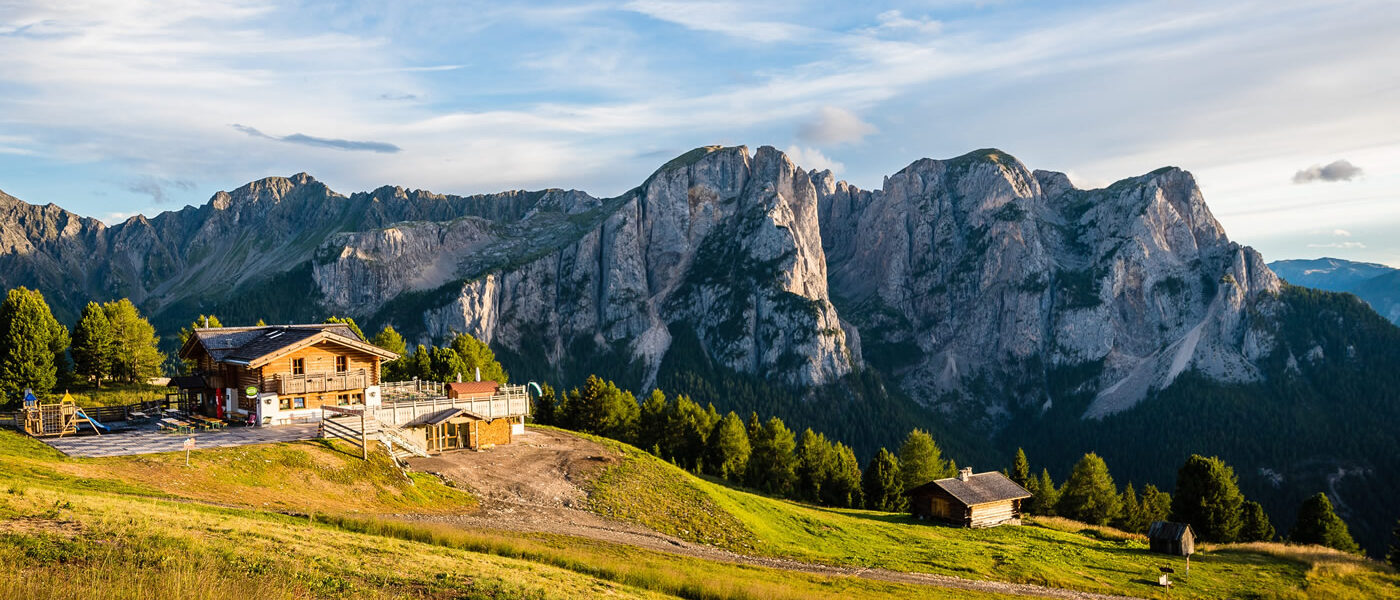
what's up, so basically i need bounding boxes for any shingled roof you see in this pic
[905,471,1032,507]
[1147,521,1194,542]
[180,324,397,367]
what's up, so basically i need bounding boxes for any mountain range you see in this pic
[2,146,1398,554]
[1269,257,1400,325]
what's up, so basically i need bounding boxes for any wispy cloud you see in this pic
[1307,241,1366,249]
[1293,159,1363,183]
[125,175,195,204]
[797,107,877,145]
[231,124,401,154]
[623,0,813,43]
[785,145,844,173]
[1333,229,1352,237]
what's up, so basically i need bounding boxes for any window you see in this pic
[279,397,290,410]
[293,397,306,409]
[292,358,305,375]
[337,394,349,406]
[336,356,348,372]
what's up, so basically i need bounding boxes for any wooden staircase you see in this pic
[319,406,430,460]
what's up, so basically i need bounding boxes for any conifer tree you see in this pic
[1114,483,1145,533]
[1010,448,1031,490]
[705,411,750,481]
[1291,493,1359,553]
[0,288,68,399]
[72,302,115,387]
[371,325,407,381]
[1140,484,1172,525]
[663,394,710,470]
[531,382,557,426]
[1239,500,1276,542]
[1057,452,1120,525]
[450,333,509,383]
[428,346,469,383]
[1033,469,1060,516]
[102,299,162,384]
[1171,455,1245,543]
[746,416,797,496]
[898,429,952,491]
[410,345,432,381]
[862,448,904,511]
[796,429,837,502]
[826,442,863,508]
[637,389,669,455]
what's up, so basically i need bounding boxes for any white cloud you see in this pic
[1307,241,1366,249]
[870,10,943,36]
[1333,229,1352,237]
[784,145,844,173]
[623,0,811,43]
[797,107,877,146]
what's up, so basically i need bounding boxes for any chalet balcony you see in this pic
[268,369,368,395]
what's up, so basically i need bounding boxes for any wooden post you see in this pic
[360,410,368,460]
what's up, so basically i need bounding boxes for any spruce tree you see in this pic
[0,288,68,399]
[1056,453,1120,526]
[1114,483,1145,533]
[663,395,710,470]
[1033,469,1060,516]
[102,299,162,384]
[862,448,904,511]
[410,345,432,380]
[561,375,638,443]
[1291,493,1359,553]
[637,389,669,455]
[898,429,952,491]
[705,411,750,482]
[1239,500,1276,542]
[746,416,797,496]
[826,442,863,508]
[531,382,557,426]
[796,429,837,503]
[72,302,115,387]
[1010,448,1031,490]
[1171,455,1245,543]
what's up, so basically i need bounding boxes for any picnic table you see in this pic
[159,417,196,434]
[190,415,226,430]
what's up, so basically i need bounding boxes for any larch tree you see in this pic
[636,389,669,455]
[102,299,162,384]
[0,288,69,399]
[746,416,797,496]
[898,429,952,491]
[530,382,557,426]
[1056,452,1121,526]
[1171,455,1245,543]
[450,333,508,384]
[72,301,115,387]
[825,442,863,508]
[1291,493,1359,553]
[1010,448,1031,490]
[1140,484,1172,525]
[176,314,222,374]
[371,325,407,381]
[862,447,904,511]
[324,316,365,340]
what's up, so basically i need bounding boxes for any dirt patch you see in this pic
[0,517,84,538]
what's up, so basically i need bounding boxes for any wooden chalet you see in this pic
[906,468,1032,528]
[1147,521,1195,556]
[175,324,398,426]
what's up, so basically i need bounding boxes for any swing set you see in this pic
[21,389,106,437]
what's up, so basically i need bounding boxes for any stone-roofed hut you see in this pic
[1147,521,1195,556]
[905,468,1032,528]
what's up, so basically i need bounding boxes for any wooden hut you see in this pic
[1147,521,1195,556]
[905,468,1032,528]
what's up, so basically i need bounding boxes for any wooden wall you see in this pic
[262,342,382,383]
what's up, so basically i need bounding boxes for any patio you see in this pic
[40,422,322,458]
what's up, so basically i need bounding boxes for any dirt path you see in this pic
[399,429,1141,600]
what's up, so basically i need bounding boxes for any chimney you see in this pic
[475,367,481,382]
[203,316,209,328]
[456,372,463,383]
[959,467,972,482]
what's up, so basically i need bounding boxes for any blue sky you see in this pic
[1,0,1398,266]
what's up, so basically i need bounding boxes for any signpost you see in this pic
[183,437,195,466]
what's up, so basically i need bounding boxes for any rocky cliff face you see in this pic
[0,146,1295,419]
[817,151,1281,421]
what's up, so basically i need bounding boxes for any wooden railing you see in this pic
[374,384,531,426]
[268,369,368,395]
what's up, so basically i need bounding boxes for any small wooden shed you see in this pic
[905,468,1032,528]
[1147,521,1195,556]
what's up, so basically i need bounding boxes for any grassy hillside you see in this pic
[579,430,1400,600]
[0,430,1017,600]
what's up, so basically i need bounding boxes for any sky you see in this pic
[1,0,1398,267]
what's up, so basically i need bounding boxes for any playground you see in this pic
[4,388,320,458]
